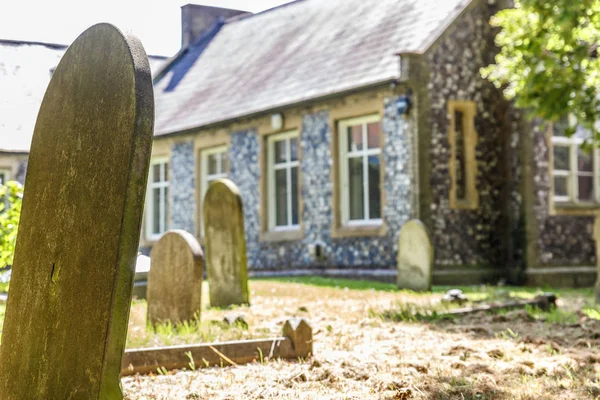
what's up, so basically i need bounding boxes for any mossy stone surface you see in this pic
[203,179,249,307]
[0,24,154,400]
[397,219,434,292]
[147,230,204,325]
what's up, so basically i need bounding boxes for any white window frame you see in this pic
[267,130,300,231]
[146,157,169,241]
[338,114,382,226]
[199,145,228,235]
[551,135,599,204]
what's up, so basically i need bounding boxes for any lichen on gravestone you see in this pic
[0,23,154,400]
[203,178,250,307]
[147,230,204,326]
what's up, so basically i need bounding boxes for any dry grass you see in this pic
[119,279,600,399]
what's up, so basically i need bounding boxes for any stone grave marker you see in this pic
[203,178,249,307]
[397,219,434,292]
[0,24,154,399]
[147,230,204,325]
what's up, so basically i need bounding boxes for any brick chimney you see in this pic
[181,4,251,48]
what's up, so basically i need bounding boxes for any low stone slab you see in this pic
[203,179,249,307]
[0,24,154,399]
[147,230,204,325]
[397,219,433,292]
[121,318,312,375]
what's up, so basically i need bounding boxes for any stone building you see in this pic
[1,1,593,287]
[0,38,166,184]
[145,0,600,287]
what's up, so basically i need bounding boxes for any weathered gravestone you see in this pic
[203,179,249,307]
[397,219,434,292]
[147,230,204,325]
[0,24,153,399]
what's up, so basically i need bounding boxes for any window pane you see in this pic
[153,164,161,183]
[552,118,569,137]
[152,188,161,234]
[367,122,380,149]
[368,155,381,219]
[578,175,594,201]
[347,125,364,152]
[578,148,593,172]
[164,163,168,181]
[290,137,298,162]
[163,187,168,231]
[454,111,466,200]
[0,173,5,184]
[274,140,287,164]
[348,157,364,220]
[554,176,568,197]
[208,154,218,175]
[275,169,288,226]
[291,167,299,225]
[553,146,570,170]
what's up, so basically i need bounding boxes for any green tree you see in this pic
[0,181,23,270]
[482,0,600,136]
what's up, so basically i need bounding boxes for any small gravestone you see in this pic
[147,230,204,325]
[203,179,249,307]
[397,219,434,291]
[0,24,154,399]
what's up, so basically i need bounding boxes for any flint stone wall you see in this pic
[168,97,414,270]
[532,126,596,266]
[425,0,522,269]
[170,140,196,234]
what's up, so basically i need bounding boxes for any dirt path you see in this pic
[123,281,600,399]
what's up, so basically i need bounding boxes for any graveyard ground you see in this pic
[117,278,600,399]
[0,279,597,399]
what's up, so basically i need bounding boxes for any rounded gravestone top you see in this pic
[0,23,154,400]
[148,230,204,325]
[397,219,433,292]
[203,178,249,307]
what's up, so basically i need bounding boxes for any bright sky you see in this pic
[0,0,293,56]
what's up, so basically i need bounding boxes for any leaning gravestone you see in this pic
[0,24,153,399]
[147,230,204,325]
[203,179,249,307]
[397,219,434,291]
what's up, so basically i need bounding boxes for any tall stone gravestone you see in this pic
[0,24,153,399]
[397,219,434,292]
[147,230,204,325]
[203,179,249,307]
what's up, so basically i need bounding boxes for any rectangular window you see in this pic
[146,158,169,240]
[267,131,299,231]
[551,122,599,205]
[448,100,478,210]
[339,115,382,226]
[200,146,228,235]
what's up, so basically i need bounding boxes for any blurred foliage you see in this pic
[0,181,22,270]
[482,0,600,137]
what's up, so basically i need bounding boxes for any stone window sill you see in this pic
[552,202,600,216]
[331,223,387,239]
[260,229,304,243]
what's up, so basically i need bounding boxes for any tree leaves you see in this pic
[481,0,600,138]
[0,182,22,269]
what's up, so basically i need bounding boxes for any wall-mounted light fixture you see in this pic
[396,89,413,115]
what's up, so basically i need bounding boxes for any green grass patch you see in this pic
[258,276,398,292]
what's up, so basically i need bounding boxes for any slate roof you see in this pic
[154,0,473,136]
[0,39,166,152]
